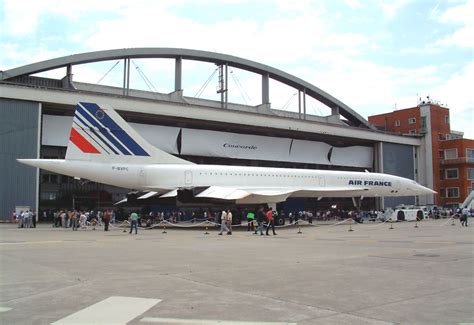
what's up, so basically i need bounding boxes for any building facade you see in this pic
[0,48,430,219]
[369,102,473,208]
[440,138,474,208]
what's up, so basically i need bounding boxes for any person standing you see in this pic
[70,210,78,231]
[218,209,229,235]
[226,209,233,235]
[17,211,23,228]
[23,210,30,228]
[255,207,265,235]
[129,211,138,234]
[246,210,255,232]
[111,210,116,224]
[461,207,469,227]
[32,210,37,228]
[103,210,111,231]
[266,207,277,236]
[307,210,313,224]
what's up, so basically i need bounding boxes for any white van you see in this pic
[389,209,424,222]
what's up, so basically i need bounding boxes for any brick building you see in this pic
[439,138,474,208]
[369,101,473,208]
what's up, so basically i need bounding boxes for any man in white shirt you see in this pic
[218,210,229,235]
[226,209,233,235]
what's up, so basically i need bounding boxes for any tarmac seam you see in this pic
[0,252,89,304]
[92,271,342,322]
[1,281,87,304]
[368,255,474,263]
[342,285,473,315]
[166,273,347,322]
[298,310,397,325]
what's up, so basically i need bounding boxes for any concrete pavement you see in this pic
[0,219,472,324]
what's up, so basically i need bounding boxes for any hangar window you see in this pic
[444,149,458,160]
[445,169,458,179]
[394,120,400,127]
[468,168,474,180]
[408,117,416,124]
[446,188,459,198]
[467,148,474,160]
[41,192,57,201]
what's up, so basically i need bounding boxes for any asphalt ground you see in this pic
[0,219,473,325]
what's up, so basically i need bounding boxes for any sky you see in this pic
[1,0,473,138]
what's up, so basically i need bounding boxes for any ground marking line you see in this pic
[0,307,12,313]
[0,240,62,245]
[416,240,456,244]
[141,317,296,325]
[51,296,161,325]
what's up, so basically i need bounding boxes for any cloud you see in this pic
[344,0,367,9]
[434,60,474,112]
[2,1,41,36]
[379,0,411,20]
[435,0,474,48]
[0,42,70,70]
[75,3,330,68]
[1,0,472,139]
[1,0,123,36]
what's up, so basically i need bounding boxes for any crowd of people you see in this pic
[11,210,37,228]
[10,205,472,233]
[12,209,116,231]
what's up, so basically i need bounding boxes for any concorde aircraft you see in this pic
[18,102,435,205]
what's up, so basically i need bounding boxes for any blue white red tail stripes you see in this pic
[69,102,150,157]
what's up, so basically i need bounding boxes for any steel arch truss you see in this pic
[0,48,373,128]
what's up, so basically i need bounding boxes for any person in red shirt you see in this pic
[102,210,111,231]
[265,207,277,236]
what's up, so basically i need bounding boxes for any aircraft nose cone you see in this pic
[418,184,436,195]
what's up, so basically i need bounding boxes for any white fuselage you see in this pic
[21,159,432,199]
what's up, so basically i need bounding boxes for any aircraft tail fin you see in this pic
[65,102,192,165]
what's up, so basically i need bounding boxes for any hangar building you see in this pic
[0,48,432,220]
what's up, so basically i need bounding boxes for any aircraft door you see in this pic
[318,176,325,187]
[138,168,146,186]
[184,170,193,186]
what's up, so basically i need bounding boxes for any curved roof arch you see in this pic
[0,48,373,128]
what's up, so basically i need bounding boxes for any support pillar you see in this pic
[123,58,130,96]
[217,63,228,109]
[298,90,302,119]
[175,56,182,91]
[61,64,75,89]
[303,88,306,119]
[262,73,270,105]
